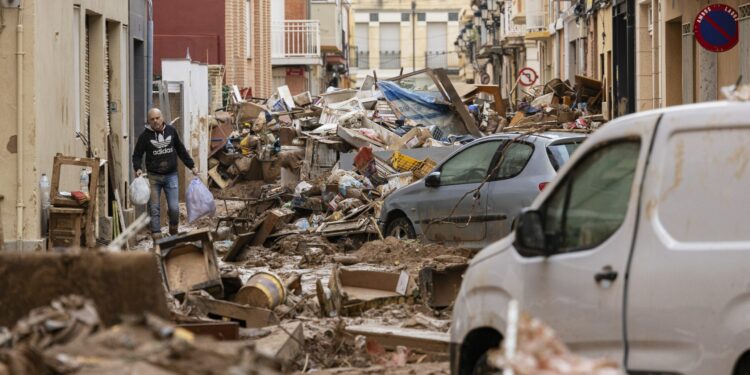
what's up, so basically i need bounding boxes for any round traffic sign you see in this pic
[518,67,538,87]
[694,4,739,52]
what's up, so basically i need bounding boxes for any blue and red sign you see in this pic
[694,4,739,53]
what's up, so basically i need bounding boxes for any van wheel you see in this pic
[472,352,502,375]
[386,217,416,240]
[734,353,750,375]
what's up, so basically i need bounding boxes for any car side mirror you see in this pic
[515,209,549,257]
[424,172,441,187]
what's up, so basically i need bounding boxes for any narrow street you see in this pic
[0,0,749,374]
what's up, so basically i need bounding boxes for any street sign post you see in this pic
[694,4,739,52]
[518,67,539,87]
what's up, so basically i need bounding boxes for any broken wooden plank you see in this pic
[345,324,450,354]
[250,208,294,246]
[432,69,482,137]
[185,293,278,328]
[178,321,240,341]
[223,231,256,262]
[254,322,304,363]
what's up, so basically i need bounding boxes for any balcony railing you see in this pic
[271,20,321,64]
[379,51,401,69]
[426,51,448,69]
[357,50,370,69]
[525,0,548,33]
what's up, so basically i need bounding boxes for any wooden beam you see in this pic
[345,324,450,354]
[432,69,482,137]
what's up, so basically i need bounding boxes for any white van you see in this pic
[450,100,750,375]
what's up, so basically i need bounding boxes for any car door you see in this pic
[417,140,503,243]
[485,139,537,243]
[514,138,645,362]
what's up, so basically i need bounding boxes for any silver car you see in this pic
[379,132,586,249]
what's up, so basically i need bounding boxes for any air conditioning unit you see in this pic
[0,0,21,8]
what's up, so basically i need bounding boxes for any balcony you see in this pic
[311,1,345,54]
[501,10,525,41]
[525,0,550,40]
[271,20,322,66]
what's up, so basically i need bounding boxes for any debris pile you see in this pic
[0,295,281,374]
[507,75,607,131]
[486,302,622,375]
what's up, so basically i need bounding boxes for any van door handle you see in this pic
[594,266,618,283]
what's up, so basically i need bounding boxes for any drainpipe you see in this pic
[15,4,25,251]
[146,0,153,110]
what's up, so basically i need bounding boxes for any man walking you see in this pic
[132,108,198,239]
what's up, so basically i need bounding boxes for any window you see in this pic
[245,0,253,58]
[493,142,534,180]
[401,13,410,22]
[448,12,459,21]
[417,12,426,22]
[439,141,501,185]
[547,142,582,171]
[540,141,640,254]
[370,13,379,22]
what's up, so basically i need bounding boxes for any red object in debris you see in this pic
[538,182,549,191]
[353,147,374,171]
[71,191,89,206]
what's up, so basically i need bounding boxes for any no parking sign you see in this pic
[694,4,739,52]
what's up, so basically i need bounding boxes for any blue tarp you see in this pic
[377,81,467,135]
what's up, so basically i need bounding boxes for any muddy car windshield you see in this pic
[547,142,582,171]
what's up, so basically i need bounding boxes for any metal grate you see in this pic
[84,21,90,138]
[740,4,750,19]
[681,23,692,35]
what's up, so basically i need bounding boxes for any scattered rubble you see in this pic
[17,70,613,373]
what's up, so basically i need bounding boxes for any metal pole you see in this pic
[146,0,153,111]
[411,1,416,72]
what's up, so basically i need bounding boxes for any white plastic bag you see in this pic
[129,176,151,206]
[186,177,216,223]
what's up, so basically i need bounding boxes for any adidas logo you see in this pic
[153,147,174,155]
[150,135,172,149]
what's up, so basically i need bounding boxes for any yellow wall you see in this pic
[352,0,465,78]
[0,0,129,248]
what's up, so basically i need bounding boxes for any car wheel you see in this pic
[386,217,416,240]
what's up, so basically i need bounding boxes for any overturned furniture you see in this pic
[156,229,223,300]
[327,264,416,316]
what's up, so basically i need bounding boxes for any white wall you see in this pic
[161,59,210,181]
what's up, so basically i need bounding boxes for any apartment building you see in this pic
[0,0,131,250]
[153,0,273,98]
[351,0,464,86]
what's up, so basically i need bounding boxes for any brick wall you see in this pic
[286,0,308,19]
[225,0,272,97]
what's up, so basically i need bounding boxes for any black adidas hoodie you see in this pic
[132,124,195,175]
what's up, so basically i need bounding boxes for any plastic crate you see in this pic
[390,152,421,172]
[415,158,437,178]
[391,152,436,179]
